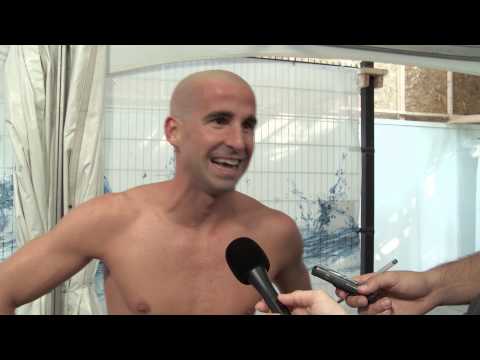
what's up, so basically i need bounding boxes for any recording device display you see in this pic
[311,264,359,294]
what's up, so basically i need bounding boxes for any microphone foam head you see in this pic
[225,237,270,285]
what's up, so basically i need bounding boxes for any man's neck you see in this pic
[163,178,233,228]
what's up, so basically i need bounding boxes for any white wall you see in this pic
[374,119,480,272]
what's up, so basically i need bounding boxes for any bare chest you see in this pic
[102,221,276,314]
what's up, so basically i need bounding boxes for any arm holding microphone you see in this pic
[337,252,480,315]
[255,290,347,315]
[254,272,431,315]
[262,265,470,316]
[336,271,435,315]
[254,252,480,315]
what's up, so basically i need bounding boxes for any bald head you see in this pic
[170,70,255,119]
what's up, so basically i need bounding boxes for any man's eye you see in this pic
[213,117,228,125]
[243,121,255,130]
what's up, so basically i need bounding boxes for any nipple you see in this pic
[136,302,151,314]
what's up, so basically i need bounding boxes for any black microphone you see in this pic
[225,237,291,315]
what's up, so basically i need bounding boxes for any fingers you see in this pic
[258,290,393,315]
[378,309,393,315]
[345,294,369,308]
[278,289,333,307]
[255,300,270,313]
[352,272,377,284]
[358,297,393,315]
[335,273,378,300]
[291,308,310,315]
[335,288,348,300]
[280,290,346,315]
[278,290,314,308]
[361,308,392,315]
[357,272,397,296]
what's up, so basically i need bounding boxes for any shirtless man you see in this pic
[0,70,311,314]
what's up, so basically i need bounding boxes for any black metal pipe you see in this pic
[360,61,375,275]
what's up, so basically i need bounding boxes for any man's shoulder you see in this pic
[254,207,304,266]
[123,182,168,203]
[69,189,141,226]
[233,191,275,215]
[53,191,137,254]
[80,191,130,211]
[259,207,297,230]
[234,192,298,233]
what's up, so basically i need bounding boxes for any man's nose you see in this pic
[225,126,247,152]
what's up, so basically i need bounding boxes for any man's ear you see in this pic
[164,116,181,147]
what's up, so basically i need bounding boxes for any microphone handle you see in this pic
[249,266,291,315]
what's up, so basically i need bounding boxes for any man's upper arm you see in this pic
[0,194,121,309]
[271,213,311,293]
[275,257,311,293]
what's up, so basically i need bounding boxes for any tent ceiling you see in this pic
[2,45,480,74]
[107,45,480,76]
[335,45,480,63]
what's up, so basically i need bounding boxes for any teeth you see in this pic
[212,158,240,166]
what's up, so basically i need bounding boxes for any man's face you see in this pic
[174,78,257,195]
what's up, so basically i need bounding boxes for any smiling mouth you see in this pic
[210,158,242,169]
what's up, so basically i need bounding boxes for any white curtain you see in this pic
[61,45,106,315]
[4,45,106,314]
[4,45,65,314]
[0,46,8,64]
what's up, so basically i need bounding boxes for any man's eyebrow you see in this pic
[204,111,234,121]
[203,111,257,128]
